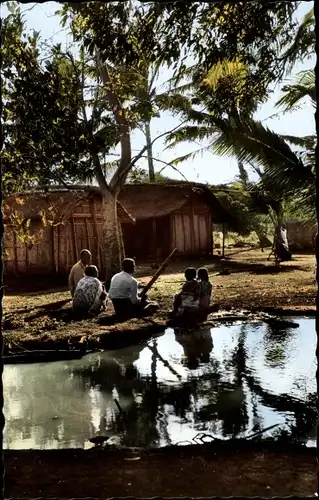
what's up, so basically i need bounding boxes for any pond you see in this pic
[3,317,316,450]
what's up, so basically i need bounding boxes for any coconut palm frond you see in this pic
[279,134,316,149]
[170,147,209,166]
[202,58,249,91]
[209,115,315,197]
[279,7,315,72]
[154,92,193,114]
[276,69,316,112]
[164,125,216,149]
[165,63,198,91]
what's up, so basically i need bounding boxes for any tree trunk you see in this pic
[92,151,123,285]
[101,191,123,287]
[145,120,155,182]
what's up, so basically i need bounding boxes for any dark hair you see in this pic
[80,249,91,257]
[122,258,135,274]
[184,267,196,281]
[85,265,98,278]
[197,268,209,281]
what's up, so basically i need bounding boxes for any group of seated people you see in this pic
[68,249,216,321]
[68,249,157,319]
[172,266,217,320]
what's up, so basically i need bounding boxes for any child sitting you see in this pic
[173,267,201,316]
[197,268,212,310]
[197,267,219,316]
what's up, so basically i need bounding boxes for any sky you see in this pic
[2,1,316,186]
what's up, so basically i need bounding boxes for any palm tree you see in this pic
[161,54,316,222]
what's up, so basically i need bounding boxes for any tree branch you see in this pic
[139,155,189,182]
[109,118,189,189]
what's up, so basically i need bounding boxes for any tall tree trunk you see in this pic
[101,192,123,287]
[92,153,123,285]
[145,120,155,182]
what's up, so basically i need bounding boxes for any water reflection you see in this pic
[175,327,213,368]
[3,318,316,450]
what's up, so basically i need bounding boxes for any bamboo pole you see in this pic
[51,227,56,274]
[13,232,18,275]
[85,217,90,250]
[190,200,196,253]
[56,224,60,273]
[140,247,177,298]
[25,242,28,271]
[66,234,69,274]
[71,217,78,262]
[91,198,102,270]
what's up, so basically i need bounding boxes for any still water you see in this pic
[3,318,316,450]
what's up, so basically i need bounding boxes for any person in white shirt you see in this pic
[108,258,158,319]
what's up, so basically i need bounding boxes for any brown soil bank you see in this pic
[4,442,316,498]
[3,250,316,351]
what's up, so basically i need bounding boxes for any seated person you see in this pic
[197,268,212,309]
[68,249,92,297]
[172,267,201,317]
[72,265,107,318]
[197,267,219,317]
[108,258,158,319]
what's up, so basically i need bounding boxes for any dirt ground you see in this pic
[4,443,316,498]
[2,249,316,351]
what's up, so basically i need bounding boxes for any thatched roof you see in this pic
[119,183,234,223]
[3,182,234,225]
[3,187,135,224]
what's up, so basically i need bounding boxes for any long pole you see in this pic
[140,248,177,298]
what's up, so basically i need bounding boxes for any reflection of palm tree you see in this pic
[263,323,295,368]
[221,324,249,436]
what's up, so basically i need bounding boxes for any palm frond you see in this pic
[279,134,316,149]
[279,7,315,72]
[202,58,249,91]
[164,125,215,149]
[276,69,316,112]
[208,115,315,198]
[170,147,208,165]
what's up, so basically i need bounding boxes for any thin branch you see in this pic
[111,119,189,189]
[139,156,188,181]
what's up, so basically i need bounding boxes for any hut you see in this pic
[2,187,134,278]
[118,183,233,260]
[286,220,317,251]
[3,183,233,278]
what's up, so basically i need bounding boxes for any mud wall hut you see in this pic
[3,183,233,278]
[119,183,233,260]
[286,220,317,251]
